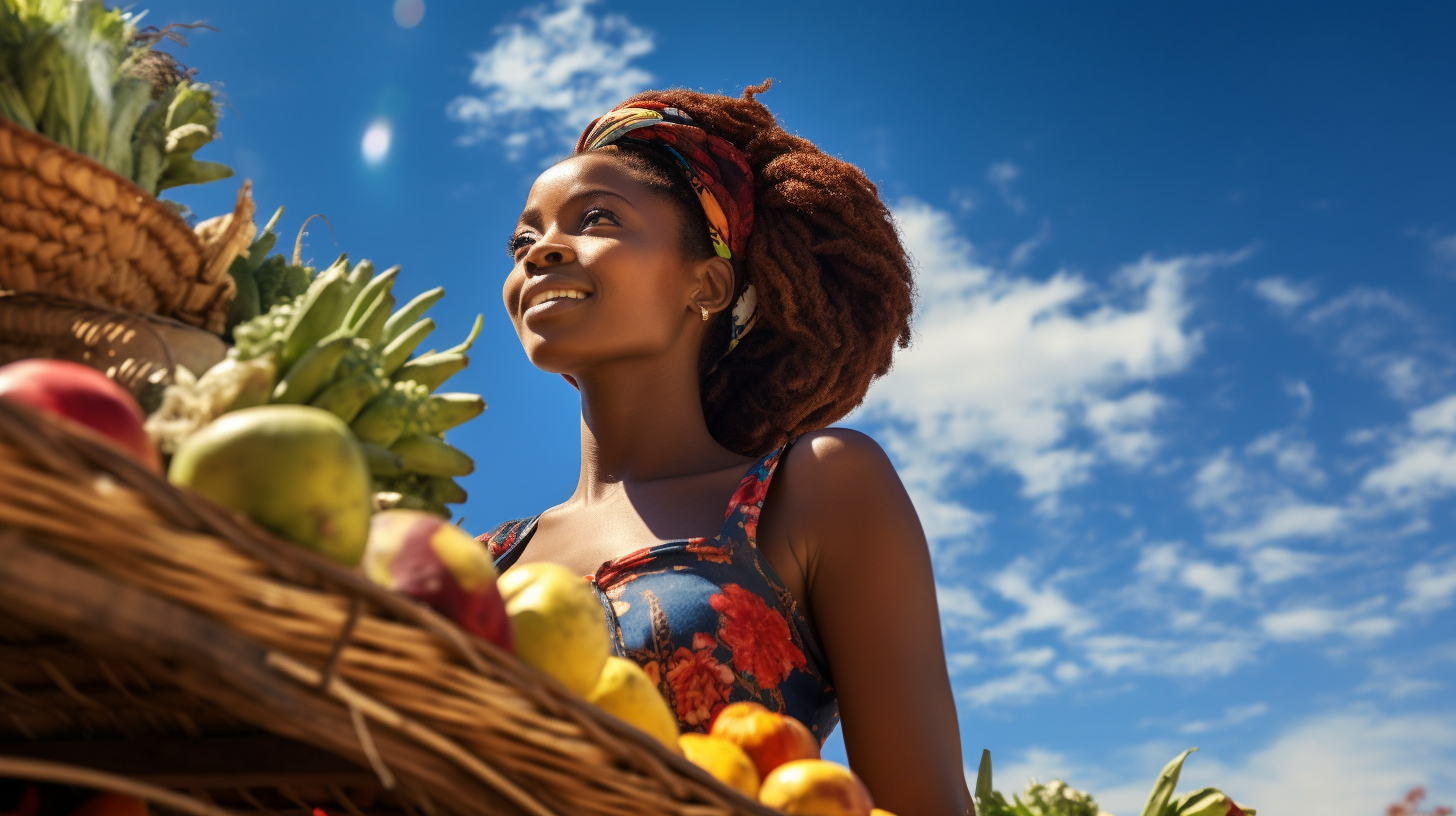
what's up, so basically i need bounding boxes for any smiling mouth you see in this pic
[525,289,592,310]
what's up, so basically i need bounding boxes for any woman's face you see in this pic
[504,152,708,377]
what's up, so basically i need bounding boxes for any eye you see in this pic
[507,232,535,259]
[581,206,620,230]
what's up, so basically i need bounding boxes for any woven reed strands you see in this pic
[0,290,227,409]
[0,117,240,334]
[0,398,780,816]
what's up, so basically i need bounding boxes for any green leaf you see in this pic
[1139,748,1198,816]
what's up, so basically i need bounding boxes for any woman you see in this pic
[482,81,971,815]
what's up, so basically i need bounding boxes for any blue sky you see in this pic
[148,2,1456,813]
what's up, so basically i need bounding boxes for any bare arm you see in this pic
[763,429,972,816]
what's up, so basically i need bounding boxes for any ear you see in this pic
[688,255,736,315]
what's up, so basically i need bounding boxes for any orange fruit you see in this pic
[709,702,819,779]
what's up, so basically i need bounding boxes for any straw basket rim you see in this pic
[0,116,236,333]
[0,397,780,816]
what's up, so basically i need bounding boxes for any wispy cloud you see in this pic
[983,559,1094,641]
[1179,702,1269,734]
[862,200,1228,530]
[1428,231,1456,276]
[988,161,1027,214]
[448,0,653,157]
[1362,394,1456,506]
[1261,604,1399,642]
[1253,276,1318,313]
[963,669,1057,706]
[1400,556,1456,614]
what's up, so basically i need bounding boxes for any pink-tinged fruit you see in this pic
[758,759,874,816]
[0,360,160,470]
[364,510,513,652]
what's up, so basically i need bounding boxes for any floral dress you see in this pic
[479,443,840,744]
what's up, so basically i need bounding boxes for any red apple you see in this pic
[363,510,513,652]
[0,360,160,470]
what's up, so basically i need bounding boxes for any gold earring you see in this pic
[697,303,709,321]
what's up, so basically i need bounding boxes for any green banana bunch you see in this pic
[217,253,485,518]
[0,0,231,197]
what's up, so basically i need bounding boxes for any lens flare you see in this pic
[393,0,424,28]
[362,119,392,164]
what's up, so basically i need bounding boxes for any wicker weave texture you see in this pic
[0,399,779,816]
[0,291,228,410]
[0,117,236,334]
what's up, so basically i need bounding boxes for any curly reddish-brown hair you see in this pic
[606,81,915,456]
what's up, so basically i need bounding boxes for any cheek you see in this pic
[502,266,524,320]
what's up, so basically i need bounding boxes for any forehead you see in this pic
[520,153,647,215]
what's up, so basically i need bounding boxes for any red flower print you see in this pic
[728,471,772,536]
[665,645,734,726]
[687,539,733,564]
[709,583,807,688]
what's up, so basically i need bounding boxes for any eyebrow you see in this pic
[516,188,637,228]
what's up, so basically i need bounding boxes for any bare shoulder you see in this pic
[781,428,901,493]
[771,428,917,547]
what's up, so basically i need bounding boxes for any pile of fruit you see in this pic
[0,356,885,815]
[146,216,486,519]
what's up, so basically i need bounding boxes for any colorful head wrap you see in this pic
[576,102,759,352]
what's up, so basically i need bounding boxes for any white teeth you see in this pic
[527,289,589,309]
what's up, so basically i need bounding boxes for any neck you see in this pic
[571,355,743,502]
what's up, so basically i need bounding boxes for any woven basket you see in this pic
[0,116,239,334]
[0,398,779,816]
[0,290,228,411]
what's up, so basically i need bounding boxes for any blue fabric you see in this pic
[480,443,839,743]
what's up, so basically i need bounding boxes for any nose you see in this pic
[523,235,574,273]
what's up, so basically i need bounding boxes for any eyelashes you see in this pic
[506,207,620,260]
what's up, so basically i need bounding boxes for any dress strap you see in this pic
[478,516,538,571]
[718,441,792,549]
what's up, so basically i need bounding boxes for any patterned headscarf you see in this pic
[576,102,759,352]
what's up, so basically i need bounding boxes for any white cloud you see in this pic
[1253,276,1318,313]
[1180,561,1243,601]
[1246,430,1325,487]
[447,0,653,156]
[984,560,1094,641]
[1179,702,1269,734]
[1081,634,1256,677]
[962,670,1056,706]
[938,582,991,630]
[862,201,1221,526]
[1285,378,1314,417]
[1137,542,1183,582]
[1208,499,1346,548]
[1006,647,1059,669]
[1086,390,1166,466]
[1363,394,1456,506]
[1302,287,1446,403]
[988,161,1026,214]
[1261,605,1399,642]
[1190,449,1249,514]
[1400,557,1456,614]
[1247,546,1323,583]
